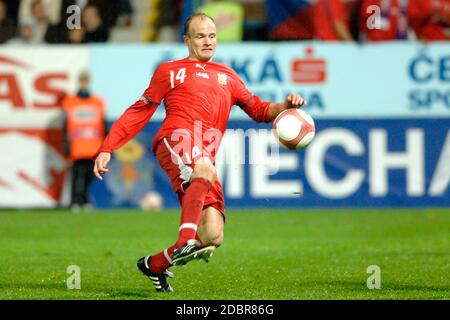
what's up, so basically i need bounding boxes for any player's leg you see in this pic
[140,208,222,279]
[182,206,224,263]
[139,206,223,291]
[170,156,218,264]
[197,206,224,248]
[137,139,216,290]
[171,177,226,265]
[137,257,174,292]
[197,178,226,248]
[136,139,185,292]
[175,156,216,246]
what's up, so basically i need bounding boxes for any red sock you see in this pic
[148,232,203,273]
[176,177,212,247]
[148,244,177,273]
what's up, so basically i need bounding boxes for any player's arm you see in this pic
[93,98,158,180]
[94,64,169,180]
[266,94,307,121]
[233,75,306,122]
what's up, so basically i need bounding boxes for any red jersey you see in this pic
[97,58,271,159]
[314,0,349,40]
[409,0,450,40]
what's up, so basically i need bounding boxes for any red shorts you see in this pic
[154,137,226,217]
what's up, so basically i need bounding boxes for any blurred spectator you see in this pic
[30,0,50,43]
[19,0,62,26]
[62,71,106,212]
[67,27,86,43]
[16,0,69,43]
[82,3,109,42]
[157,0,181,42]
[59,1,132,33]
[6,17,38,44]
[8,0,65,44]
[43,0,88,43]
[360,0,409,41]
[241,0,269,41]
[0,0,16,43]
[198,0,244,42]
[265,0,315,40]
[87,0,119,28]
[60,0,88,28]
[409,0,450,41]
[314,0,355,41]
[347,0,364,40]
[116,0,134,27]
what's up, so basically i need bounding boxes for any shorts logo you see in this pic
[217,73,228,85]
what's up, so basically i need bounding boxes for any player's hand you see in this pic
[94,152,111,180]
[284,94,307,109]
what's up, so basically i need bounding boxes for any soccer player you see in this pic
[93,13,306,292]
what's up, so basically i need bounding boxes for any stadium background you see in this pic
[0,0,449,300]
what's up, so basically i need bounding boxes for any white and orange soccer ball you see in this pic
[139,191,163,211]
[272,109,316,150]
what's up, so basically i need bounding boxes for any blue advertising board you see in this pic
[90,118,450,208]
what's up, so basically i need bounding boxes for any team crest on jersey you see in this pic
[217,73,228,85]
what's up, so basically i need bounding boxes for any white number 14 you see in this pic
[170,68,186,88]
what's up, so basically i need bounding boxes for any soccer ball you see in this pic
[272,108,315,150]
[139,191,163,211]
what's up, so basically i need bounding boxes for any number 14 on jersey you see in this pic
[170,68,187,88]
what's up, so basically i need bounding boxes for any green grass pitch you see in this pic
[0,208,448,300]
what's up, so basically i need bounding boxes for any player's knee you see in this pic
[192,159,216,183]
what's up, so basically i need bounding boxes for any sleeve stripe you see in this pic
[242,96,254,108]
[142,94,159,106]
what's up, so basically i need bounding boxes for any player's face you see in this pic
[185,17,217,62]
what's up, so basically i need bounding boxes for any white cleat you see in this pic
[171,240,216,266]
